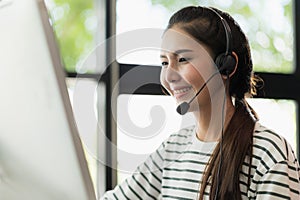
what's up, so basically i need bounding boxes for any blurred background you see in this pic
[45,0,299,197]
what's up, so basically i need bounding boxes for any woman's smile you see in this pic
[171,86,193,99]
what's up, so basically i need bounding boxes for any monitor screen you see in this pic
[0,0,96,199]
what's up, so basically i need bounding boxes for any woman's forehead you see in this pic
[160,28,210,56]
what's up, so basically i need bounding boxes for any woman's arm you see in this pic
[100,144,165,199]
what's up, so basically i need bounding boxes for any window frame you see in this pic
[66,0,300,191]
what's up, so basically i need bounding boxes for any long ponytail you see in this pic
[199,99,257,200]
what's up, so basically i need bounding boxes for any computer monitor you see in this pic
[0,0,97,199]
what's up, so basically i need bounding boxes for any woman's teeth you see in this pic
[174,87,192,94]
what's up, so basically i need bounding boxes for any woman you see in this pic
[101,6,300,199]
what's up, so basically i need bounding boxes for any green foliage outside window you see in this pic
[48,0,293,74]
[150,0,294,73]
[47,0,96,72]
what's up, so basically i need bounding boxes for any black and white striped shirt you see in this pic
[101,123,300,199]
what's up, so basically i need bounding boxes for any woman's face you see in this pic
[160,27,223,112]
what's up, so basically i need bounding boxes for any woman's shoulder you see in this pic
[253,122,285,147]
[252,122,298,166]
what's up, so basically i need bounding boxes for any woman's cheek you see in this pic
[160,71,171,93]
[182,67,204,88]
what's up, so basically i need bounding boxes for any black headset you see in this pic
[204,8,237,200]
[206,7,237,75]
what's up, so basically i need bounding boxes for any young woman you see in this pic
[101,6,300,199]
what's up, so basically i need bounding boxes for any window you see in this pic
[46,0,99,73]
[116,0,294,73]
[116,0,299,186]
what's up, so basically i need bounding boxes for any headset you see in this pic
[208,7,237,75]
[203,7,234,200]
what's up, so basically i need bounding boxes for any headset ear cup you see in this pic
[215,53,225,71]
[215,53,237,75]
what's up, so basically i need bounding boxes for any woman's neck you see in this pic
[194,96,235,142]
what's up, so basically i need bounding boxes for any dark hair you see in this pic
[166,6,261,200]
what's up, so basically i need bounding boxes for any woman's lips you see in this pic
[172,86,192,99]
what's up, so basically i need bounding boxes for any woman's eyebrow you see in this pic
[174,49,194,54]
[160,54,167,58]
[160,49,194,58]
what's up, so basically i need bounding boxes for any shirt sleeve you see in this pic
[100,142,166,200]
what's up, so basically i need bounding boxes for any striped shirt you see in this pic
[101,123,300,199]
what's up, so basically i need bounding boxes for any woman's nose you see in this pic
[165,66,181,83]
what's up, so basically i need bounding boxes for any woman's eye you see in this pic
[179,57,189,62]
[161,61,168,67]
